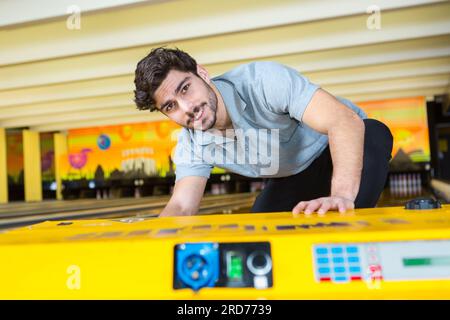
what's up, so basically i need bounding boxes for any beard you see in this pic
[190,82,218,131]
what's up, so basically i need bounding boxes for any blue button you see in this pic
[331,247,343,254]
[347,256,360,263]
[317,257,329,264]
[346,246,358,254]
[316,247,328,255]
[334,276,348,282]
[349,266,361,273]
[318,267,331,274]
[334,267,346,273]
[332,257,344,264]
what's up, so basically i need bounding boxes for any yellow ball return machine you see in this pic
[0,199,449,299]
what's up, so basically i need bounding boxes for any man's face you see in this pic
[153,69,218,131]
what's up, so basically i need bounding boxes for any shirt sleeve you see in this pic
[173,129,213,183]
[252,61,320,123]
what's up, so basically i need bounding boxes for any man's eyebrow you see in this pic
[175,76,191,95]
[160,76,191,110]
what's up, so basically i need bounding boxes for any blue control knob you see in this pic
[175,243,219,291]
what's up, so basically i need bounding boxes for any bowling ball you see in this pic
[97,134,111,150]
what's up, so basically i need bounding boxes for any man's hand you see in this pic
[159,209,194,217]
[292,196,355,215]
[158,176,208,217]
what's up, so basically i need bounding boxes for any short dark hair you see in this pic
[133,47,198,111]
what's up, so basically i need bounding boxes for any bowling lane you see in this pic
[376,172,446,207]
[82,193,256,220]
[0,192,258,219]
[376,187,435,207]
[0,195,171,218]
[0,192,257,230]
[2,172,445,231]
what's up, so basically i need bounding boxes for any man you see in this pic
[134,47,393,217]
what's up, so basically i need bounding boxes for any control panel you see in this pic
[174,242,273,291]
[313,240,450,283]
[1,205,450,298]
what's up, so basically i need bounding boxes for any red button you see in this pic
[319,277,332,282]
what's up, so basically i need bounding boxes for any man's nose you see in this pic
[178,99,194,115]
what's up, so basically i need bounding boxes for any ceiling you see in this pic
[0,0,449,132]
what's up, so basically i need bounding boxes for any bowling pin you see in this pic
[394,174,398,198]
[418,173,422,195]
[403,174,408,198]
[413,173,419,196]
[220,183,226,194]
[405,174,409,197]
[407,174,412,197]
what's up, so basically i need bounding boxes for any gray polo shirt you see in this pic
[173,61,367,182]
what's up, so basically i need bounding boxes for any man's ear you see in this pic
[196,64,211,83]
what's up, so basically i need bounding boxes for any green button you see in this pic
[228,255,243,280]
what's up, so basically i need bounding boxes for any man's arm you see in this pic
[292,88,365,214]
[159,176,208,217]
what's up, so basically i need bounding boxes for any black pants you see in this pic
[251,119,393,212]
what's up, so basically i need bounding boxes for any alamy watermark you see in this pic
[66,5,81,30]
[366,5,381,30]
[66,264,81,290]
[175,128,280,176]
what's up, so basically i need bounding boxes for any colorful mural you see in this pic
[40,132,55,182]
[6,131,56,184]
[357,96,430,162]
[61,121,181,180]
[6,130,23,184]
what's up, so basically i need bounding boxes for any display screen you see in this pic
[403,257,450,267]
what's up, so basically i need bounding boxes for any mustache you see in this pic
[186,103,207,126]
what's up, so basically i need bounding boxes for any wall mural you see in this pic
[40,132,55,182]
[357,96,430,163]
[61,121,181,180]
[6,130,23,184]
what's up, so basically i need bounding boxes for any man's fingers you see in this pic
[304,200,321,214]
[336,199,354,213]
[293,197,355,215]
[292,201,307,214]
[317,201,332,215]
[337,201,346,213]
